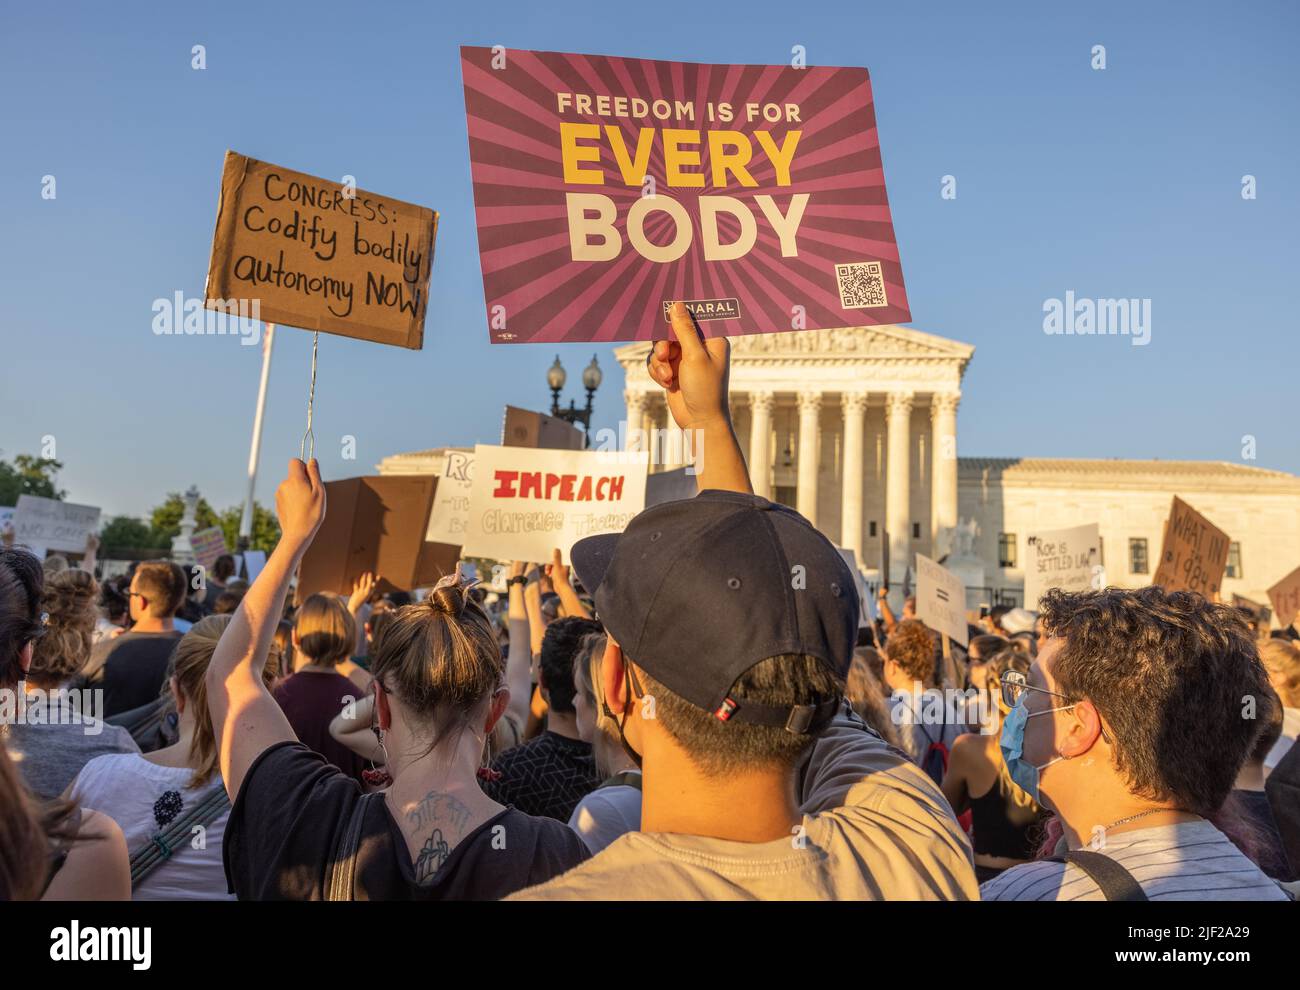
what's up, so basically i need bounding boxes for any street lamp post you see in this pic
[547,355,602,446]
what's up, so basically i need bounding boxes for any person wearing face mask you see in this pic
[982,586,1291,901]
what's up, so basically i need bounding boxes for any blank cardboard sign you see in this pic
[1268,564,1300,629]
[296,476,457,602]
[501,406,585,450]
[205,151,438,349]
[1152,496,1230,598]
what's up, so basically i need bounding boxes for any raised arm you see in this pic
[346,570,376,617]
[546,548,591,619]
[524,564,545,658]
[504,560,533,730]
[648,301,752,496]
[207,459,326,801]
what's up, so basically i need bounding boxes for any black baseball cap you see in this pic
[570,490,858,735]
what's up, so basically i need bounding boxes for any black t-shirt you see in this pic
[483,730,600,822]
[97,631,183,717]
[223,742,590,900]
[1232,788,1295,882]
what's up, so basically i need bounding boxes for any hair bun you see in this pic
[429,584,466,617]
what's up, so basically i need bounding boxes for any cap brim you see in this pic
[570,532,621,600]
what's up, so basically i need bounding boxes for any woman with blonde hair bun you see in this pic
[207,459,589,900]
[3,567,139,800]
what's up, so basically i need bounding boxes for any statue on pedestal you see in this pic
[170,485,201,564]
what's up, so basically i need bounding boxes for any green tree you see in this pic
[218,503,281,553]
[149,493,219,546]
[0,453,66,504]
[99,515,162,555]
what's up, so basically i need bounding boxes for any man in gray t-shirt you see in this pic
[2,693,139,800]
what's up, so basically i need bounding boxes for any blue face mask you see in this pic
[1000,695,1072,803]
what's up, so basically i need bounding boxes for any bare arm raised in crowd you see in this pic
[504,559,533,730]
[546,548,591,620]
[877,586,898,634]
[207,459,326,801]
[346,570,376,617]
[524,563,545,657]
[647,300,752,496]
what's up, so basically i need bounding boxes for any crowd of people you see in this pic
[2,302,1298,901]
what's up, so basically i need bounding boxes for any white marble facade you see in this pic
[379,324,1300,616]
[615,325,1300,612]
[616,324,973,602]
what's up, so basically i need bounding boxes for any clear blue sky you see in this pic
[2,0,1296,518]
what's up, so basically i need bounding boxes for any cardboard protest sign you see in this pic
[915,553,968,647]
[502,406,585,450]
[1152,496,1230,598]
[296,476,456,601]
[1232,593,1273,632]
[461,46,910,344]
[189,527,229,572]
[13,495,101,555]
[1023,523,1101,608]
[1268,565,1300,629]
[205,151,438,349]
[461,444,648,563]
[424,449,475,545]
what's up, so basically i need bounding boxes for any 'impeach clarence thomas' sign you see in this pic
[204,151,438,349]
[461,444,648,563]
[461,47,910,344]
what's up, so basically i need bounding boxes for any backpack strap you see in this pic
[129,787,231,889]
[1050,849,1148,901]
[327,791,381,901]
[597,771,642,792]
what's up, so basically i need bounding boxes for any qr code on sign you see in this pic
[835,261,888,309]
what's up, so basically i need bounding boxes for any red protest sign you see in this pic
[461,47,910,344]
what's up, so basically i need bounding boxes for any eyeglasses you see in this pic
[1000,669,1074,710]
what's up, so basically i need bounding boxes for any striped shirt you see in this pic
[980,820,1289,901]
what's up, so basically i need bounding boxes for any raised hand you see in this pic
[544,548,571,587]
[275,459,326,547]
[348,570,377,614]
[647,301,732,431]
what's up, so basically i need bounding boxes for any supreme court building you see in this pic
[614,324,1300,612]
[380,323,1300,617]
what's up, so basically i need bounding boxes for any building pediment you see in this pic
[615,324,974,373]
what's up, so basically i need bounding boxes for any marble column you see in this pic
[840,392,869,561]
[624,390,647,451]
[796,391,822,525]
[930,392,960,552]
[885,391,913,603]
[748,390,774,499]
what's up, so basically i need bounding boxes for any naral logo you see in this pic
[662,298,741,322]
